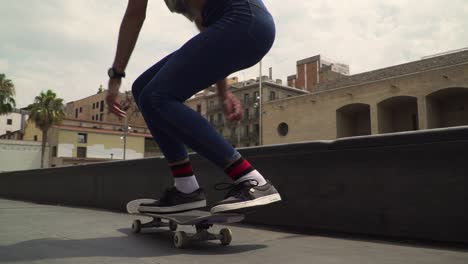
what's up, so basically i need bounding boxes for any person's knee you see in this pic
[139,87,171,114]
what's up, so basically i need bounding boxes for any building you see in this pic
[263,49,468,145]
[64,85,146,127]
[0,108,29,140]
[287,55,349,92]
[185,75,309,147]
[23,118,158,167]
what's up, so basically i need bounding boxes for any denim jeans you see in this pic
[132,0,275,169]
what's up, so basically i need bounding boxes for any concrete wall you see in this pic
[1,127,467,243]
[0,139,49,172]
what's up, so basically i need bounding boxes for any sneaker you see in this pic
[138,187,207,214]
[210,180,282,214]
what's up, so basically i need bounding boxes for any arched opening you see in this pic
[377,96,418,134]
[426,87,468,129]
[336,103,371,138]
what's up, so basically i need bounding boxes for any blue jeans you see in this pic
[132,0,275,169]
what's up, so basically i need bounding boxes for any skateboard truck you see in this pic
[131,216,233,249]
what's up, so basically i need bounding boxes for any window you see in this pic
[244,93,250,103]
[79,107,83,113]
[78,133,88,143]
[217,113,223,123]
[245,125,250,136]
[100,100,104,112]
[6,119,12,125]
[287,95,292,98]
[34,135,38,141]
[269,91,276,101]
[95,114,99,121]
[52,146,57,157]
[277,122,289,136]
[92,116,95,121]
[209,115,214,124]
[196,104,202,113]
[231,128,236,137]
[96,102,99,108]
[77,147,87,158]
[100,114,104,121]
[92,103,95,109]
[254,91,259,101]
[255,124,260,136]
[75,109,78,118]
[244,108,249,119]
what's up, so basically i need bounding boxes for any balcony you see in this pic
[206,104,222,114]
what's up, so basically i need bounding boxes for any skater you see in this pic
[106,0,281,214]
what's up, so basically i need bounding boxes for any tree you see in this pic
[28,90,65,168]
[0,73,16,115]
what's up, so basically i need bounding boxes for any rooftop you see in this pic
[315,49,468,91]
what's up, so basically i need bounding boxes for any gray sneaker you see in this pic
[210,180,282,214]
[138,187,207,214]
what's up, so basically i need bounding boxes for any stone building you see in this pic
[185,76,309,147]
[264,49,468,145]
[64,85,146,127]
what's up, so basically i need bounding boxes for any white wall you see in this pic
[0,139,48,172]
[0,111,28,135]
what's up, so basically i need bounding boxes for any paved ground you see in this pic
[1,199,467,264]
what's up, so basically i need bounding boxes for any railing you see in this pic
[206,104,222,113]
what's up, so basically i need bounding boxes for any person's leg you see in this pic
[132,53,201,195]
[138,0,281,213]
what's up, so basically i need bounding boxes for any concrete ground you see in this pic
[0,199,467,264]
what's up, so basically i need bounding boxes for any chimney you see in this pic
[269,67,273,80]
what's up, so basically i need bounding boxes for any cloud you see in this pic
[1,0,467,108]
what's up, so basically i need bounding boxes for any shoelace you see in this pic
[214,180,259,199]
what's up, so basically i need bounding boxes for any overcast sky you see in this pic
[1,0,467,108]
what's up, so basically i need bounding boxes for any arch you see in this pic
[336,103,371,138]
[426,87,468,129]
[377,96,418,134]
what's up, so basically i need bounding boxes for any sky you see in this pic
[1,0,467,108]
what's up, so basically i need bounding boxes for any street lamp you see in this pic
[258,60,263,146]
[121,116,132,160]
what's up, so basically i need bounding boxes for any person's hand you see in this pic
[222,92,243,122]
[106,78,126,118]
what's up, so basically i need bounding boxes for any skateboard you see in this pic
[126,199,245,248]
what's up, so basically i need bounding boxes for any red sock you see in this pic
[170,161,194,178]
[224,157,255,181]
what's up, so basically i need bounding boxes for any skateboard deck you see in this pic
[126,198,245,248]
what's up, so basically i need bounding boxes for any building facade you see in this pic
[0,109,29,139]
[64,86,147,127]
[263,49,468,145]
[23,118,156,167]
[185,76,309,147]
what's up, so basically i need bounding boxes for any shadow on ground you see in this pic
[0,228,267,262]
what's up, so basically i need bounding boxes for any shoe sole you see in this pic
[210,193,282,214]
[138,200,207,214]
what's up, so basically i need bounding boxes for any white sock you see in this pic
[174,175,200,194]
[235,170,267,186]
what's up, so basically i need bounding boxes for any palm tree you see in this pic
[0,73,16,115]
[28,90,65,168]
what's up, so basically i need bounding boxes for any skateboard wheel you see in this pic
[132,220,142,234]
[169,220,178,231]
[174,231,190,249]
[219,228,232,246]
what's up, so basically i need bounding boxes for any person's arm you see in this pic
[112,0,148,72]
[107,0,148,118]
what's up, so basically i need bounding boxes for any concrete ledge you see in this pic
[1,127,467,243]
